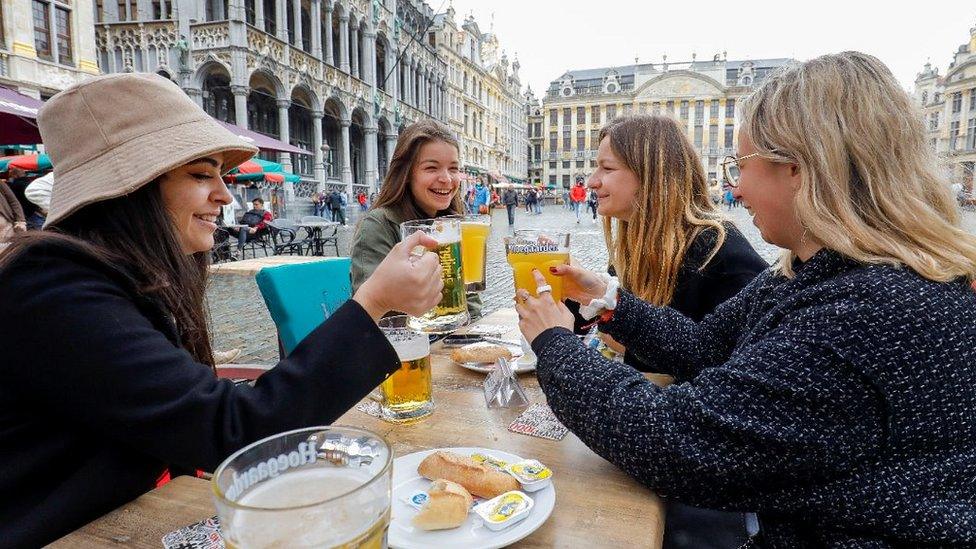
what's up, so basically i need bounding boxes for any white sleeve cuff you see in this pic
[579,274,620,320]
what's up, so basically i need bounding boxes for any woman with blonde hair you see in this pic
[351,119,482,317]
[572,114,767,546]
[517,51,976,546]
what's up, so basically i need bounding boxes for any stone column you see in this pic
[365,125,378,191]
[310,0,322,58]
[340,119,353,190]
[350,24,360,79]
[291,0,303,48]
[277,98,293,172]
[276,0,288,42]
[384,133,397,172]
[363,30,376,88]
[386,47,397,101]
[312,110,326,193]
[401,61,410,105]
[255,0,265,30]
[339,14,350,73]
[231,85,249,129]
[186,87,203,107]
[323,2,334,65]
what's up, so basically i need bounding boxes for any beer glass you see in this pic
[212,426,393,549]
[377,315,433,423]
[399,218,469,333]
[505,230,571,302]
[460,214,491,292]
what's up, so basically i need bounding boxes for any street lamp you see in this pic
[321,142,331,182]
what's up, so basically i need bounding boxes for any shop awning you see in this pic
[0,87,44,145]
[0,153,52,174]
[215,120,313,156]
[223,158,301,185]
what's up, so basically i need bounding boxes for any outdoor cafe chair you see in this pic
[268,218,311,256]
[238,228,272,259]
[300,215,340,256]
[210,227,236,263]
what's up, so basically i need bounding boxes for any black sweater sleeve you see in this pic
[1,249,399,472]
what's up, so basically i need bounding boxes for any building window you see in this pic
[534,144,541,159]
[952,92,963,114]
[623,104,632,115]
[709,125,718,147]
[726,99,735,118]
[576,130,585,150]
[710,100,719,119]
[680,101,689,119]
[930,112,940,131]
[666,100,674,114]
[562,174,570,188]
[32,1,52,61]
[549,175,556,186]
[549,161,557,171]
[970,89,976,112]
[695,100,704,119]
[562,128,571,148]
[55,5,72,64]
[0,1,5,44]
[562,108,571,126]
[652,102,660,115]
[590,129,600,148]
[592,105,601,124]
[693,125,703,148]
[576,160,584,168]
[577,106,585,125]
[549,131,557,151]
[607,104,616,121]
[968,118,976,150]
[534,122,542,136]
[549,109,557,126]
[950,120,960,149]
[724,126,734,148]
[590,160,597,168]
[562,161,570,169]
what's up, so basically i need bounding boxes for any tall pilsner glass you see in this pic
[505,230,571,302]
[377,315,433,423]
[460,214,491,292]
[212,426,393,548]
[399,217,469,333]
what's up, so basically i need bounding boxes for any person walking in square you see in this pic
[502,186,519,226]
[329,189,346,225]
[569,180,587,222]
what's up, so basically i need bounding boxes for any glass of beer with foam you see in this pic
[399,217,469,333]
[505,230,571,302]
[212,426,392,549]
[377,315,433,423]
[459,214,491,292]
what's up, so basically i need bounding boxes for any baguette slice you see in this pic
[417,451,520,499]
[411,479,472,531]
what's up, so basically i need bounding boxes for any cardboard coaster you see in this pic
[508,403,569,441]
[161,515,223,549]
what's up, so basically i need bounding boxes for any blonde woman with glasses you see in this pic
[517,51,976,546]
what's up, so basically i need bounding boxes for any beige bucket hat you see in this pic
[38,72,258,227]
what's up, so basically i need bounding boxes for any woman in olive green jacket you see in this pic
[351,120,482,318]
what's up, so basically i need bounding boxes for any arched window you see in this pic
[202,72,234,123]
[247,87,279,138]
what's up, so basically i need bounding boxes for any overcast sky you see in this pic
[438,0,975,97]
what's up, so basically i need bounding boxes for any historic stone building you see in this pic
[539,54,794,189]
[430,7,526,184]
[94,0,448,207]
[0,0,98,98]
[913,22,976,192]
[525,86,543,185]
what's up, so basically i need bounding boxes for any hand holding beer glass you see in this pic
[377,315,433,423]
[505,230,571,302]
[399,218,469,333]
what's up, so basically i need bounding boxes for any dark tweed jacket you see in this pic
[532,249,976,547]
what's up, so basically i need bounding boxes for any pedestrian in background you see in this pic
[569,180,587,222]
[502,186,519,226]
[311,192,326,217]
[24,172,54,230]
[329,188,346,225]
[358,191,368,211]
[0,178,26,244]
[587,188,599,222]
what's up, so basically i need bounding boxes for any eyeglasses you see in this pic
[720,153,760,188]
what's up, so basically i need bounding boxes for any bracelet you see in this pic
[579,274,619,320]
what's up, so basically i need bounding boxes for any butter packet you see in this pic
[470,452,509,472]
[473,490,534,531]
[506,459,553,492]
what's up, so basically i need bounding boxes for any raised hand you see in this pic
[354,231,444,321]
[549,263,608,305]
[516,269,575,344]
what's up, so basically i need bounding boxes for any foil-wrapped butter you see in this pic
[470,453,509,472]
[473,490,533,531]
[507,459,553,492]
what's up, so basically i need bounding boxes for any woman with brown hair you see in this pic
[351,119,482,317]
[0,73,445,548]
[573,114,766,547]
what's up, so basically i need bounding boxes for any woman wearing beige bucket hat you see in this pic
[0,73,444,547]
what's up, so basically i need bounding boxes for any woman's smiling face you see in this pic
[158,154,232,254]
[588,137,640,220]
[410,140,461,217]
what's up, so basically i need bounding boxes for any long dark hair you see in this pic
[370,119,463,221]
[0,181,215,368]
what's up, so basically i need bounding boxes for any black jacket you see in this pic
[570,224,767,372]
[0,241,399,548]
[534,250,976,546]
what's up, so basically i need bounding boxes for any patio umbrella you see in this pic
[0,87,44,145]
[0,153,52,174]
[223,158,301,184]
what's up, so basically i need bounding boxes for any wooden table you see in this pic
[54,310,665,548]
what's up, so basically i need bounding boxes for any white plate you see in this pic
[389,447,555,549]
[452,353,536,374]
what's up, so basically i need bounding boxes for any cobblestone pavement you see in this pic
[208,204,976,364]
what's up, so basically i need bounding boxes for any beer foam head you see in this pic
[391,335,430,362]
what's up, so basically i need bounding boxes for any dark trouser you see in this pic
[663,503,750,549]
[331,207,346,225]
[505,204,516,225]
[229,227,265,250]
[26,212,46,230]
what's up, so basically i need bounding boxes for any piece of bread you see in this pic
[451,343,514,364]
[411,479,472,531]
[417,451,520,499]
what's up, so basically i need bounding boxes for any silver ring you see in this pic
[536,284,553,294]
[408,245,426,260]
